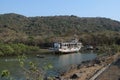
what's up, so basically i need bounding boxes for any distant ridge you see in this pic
[0,13,120,43]
[0,13,120,36]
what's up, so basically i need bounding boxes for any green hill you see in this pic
[0,13,120,45]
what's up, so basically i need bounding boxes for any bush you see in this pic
[0,44,14,56]
[0,43,40,56]
[10,43,28,54]
[0,51,4,56]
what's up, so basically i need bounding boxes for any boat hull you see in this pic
[54,47,81,53]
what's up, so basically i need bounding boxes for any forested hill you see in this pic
[0,13,120,44]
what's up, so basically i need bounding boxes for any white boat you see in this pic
[53,39,82,53]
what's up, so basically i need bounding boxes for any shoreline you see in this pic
[55,53,120,80]
[0,48,54,57]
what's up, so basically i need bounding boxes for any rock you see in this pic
[118,77,120,80]
[95,59,101,64]
[88,63,94,67]
[55,76,65,80]
[70,74,78,79]
[77,64,81,69]
[55,76,62,80]
[92,59,101,64]
[70,73,82,79]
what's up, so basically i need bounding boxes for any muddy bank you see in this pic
[53,53,120,80]
[95,53,120,80]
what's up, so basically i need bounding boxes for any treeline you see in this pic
[80,31,120,46]
[79,31,120,53]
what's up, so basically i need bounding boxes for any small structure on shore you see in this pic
[85,45,94,50]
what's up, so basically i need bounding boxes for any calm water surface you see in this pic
[0,52,97,80]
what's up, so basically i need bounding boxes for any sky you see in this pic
[0,0,120,21]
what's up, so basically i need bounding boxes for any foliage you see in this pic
[1,70,14,80]
[0,55,53,80]
[0,43,14,56]
[0,13,120,55]
[18,55,43,80]
[17,55,53,80]
[0,13,120,45]
[0,43,40,56]
[1,70,10,78]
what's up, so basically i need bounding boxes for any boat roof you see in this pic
[54,38,82,44]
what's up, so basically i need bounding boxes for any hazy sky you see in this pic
[0,0,120,21]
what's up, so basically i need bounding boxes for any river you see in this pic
[0,51,97,80]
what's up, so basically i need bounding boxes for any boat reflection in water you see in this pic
[58,53,96,67]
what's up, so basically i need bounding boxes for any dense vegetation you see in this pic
[0,43,40,56]
[0,13,120,55]
[0,13,120,43]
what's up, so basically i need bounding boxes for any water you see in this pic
[0,52,97,80]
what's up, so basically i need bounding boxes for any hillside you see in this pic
[0,13,120,45]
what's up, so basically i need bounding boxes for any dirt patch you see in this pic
[96,58,120,80]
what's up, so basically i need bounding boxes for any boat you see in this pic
[53,38,82,53]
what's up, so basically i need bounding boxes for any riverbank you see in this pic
[95,53,120,80]
[57,53,120,80]
[0,43,54,57]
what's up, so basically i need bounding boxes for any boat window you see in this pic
[64,44,66,47]
[60,43,62,48]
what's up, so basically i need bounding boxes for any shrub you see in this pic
[0,44,14,56]
[0,43,40,56]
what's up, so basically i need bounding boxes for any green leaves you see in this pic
[0,43,14,55]
[1,13,120,45]
[43,63,53,70]
[18,54,27,67]
[0,43,40,56]
[1,55,53,80]
[1,70,10,78]
[1,70,14,80]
